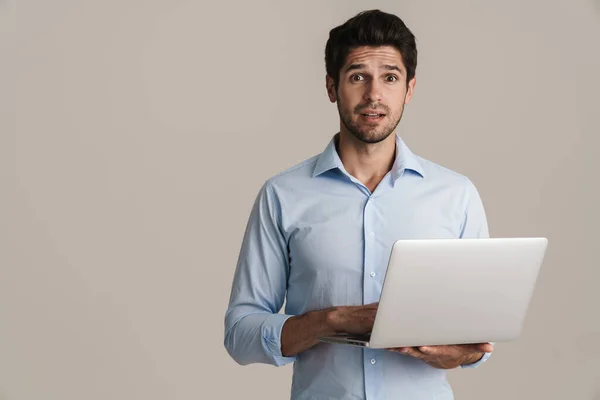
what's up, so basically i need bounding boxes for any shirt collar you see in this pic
[312,133,425,180]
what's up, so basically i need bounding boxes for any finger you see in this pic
[387,347,404,353]
[400,347,427,360]
[362,302,379,309]
[387,347,409,354]
[388,346,419,352]
[475,342,494,353]
[418,346,438,355]
[455,343,494,354]
[418,345,459,358]
[352,304,378,315]
[357,307,379,316]
[420,343,493,357]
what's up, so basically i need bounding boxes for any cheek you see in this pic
[339,84,363,101]
[337,94,357,113]
[388,91,408,109]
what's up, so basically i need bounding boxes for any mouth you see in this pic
[360,112,386,121]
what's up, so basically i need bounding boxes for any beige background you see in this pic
[3,0,599,399]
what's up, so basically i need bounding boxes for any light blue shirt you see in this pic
[224,133,492,400]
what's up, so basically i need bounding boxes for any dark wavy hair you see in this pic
[325,9,417,87]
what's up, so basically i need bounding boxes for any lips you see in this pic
[359,109,386,118]
[359,111,386,122]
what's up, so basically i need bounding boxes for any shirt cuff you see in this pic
[261,313,297,367]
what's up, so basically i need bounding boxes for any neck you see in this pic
[335,130,397,191]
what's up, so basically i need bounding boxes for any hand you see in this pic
[388,343,494,369]
[281,303,378,357]
[325,303,378,335]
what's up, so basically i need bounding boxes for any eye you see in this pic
[386,75,398,82]
[350,74,365,82]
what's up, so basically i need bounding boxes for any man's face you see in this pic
[327,46,416,144]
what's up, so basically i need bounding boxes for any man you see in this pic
[224,9,494,400]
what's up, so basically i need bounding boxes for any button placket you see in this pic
[363,197,375,303]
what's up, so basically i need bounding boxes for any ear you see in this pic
[326,75,337,103]
[404,76,417,104]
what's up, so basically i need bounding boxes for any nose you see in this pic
[363,80,383,103]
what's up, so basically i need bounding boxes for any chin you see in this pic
[352,130,394,144]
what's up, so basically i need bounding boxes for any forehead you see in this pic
[343,46,405,70]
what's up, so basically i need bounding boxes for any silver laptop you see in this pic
[319,237,548,349]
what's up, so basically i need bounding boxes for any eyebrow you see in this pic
[344,63,403,73]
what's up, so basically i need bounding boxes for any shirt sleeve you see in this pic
[458,177,489,240]
[223,180,297,367]
[459,177,494,368]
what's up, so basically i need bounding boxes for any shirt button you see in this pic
[370,358,377,365]
[370,232,375,237]
[370,271,376,277]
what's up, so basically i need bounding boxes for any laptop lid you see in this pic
[367,237,548,349]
